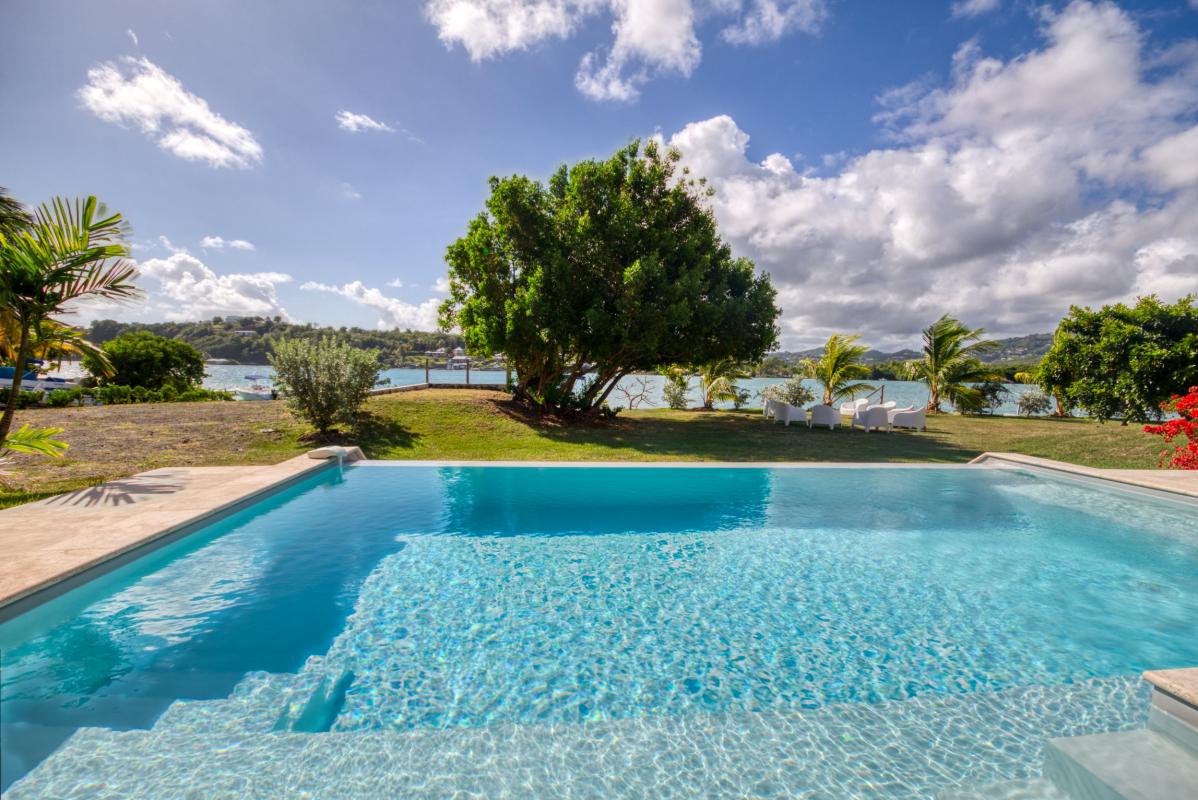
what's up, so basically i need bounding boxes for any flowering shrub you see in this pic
[1143,387,1198,469]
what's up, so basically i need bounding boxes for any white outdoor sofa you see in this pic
[773,402,807,426]
[889,406,927,431]
[808,404,839,430]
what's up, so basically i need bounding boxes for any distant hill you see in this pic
[772,333,1053,366]
[86,317,464,367]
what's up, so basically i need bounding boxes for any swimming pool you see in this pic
[2,464,1196,797]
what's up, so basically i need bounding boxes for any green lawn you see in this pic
[1,389,1166,509]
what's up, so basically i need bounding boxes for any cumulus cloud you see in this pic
[335,110,395,133]
[301,281,443,330]
[951,0,1001,18]
[78,57,262,168]
[662,1,1198,348]
[137,252,291,320]
[425,0,825,101]
[200,235,256,251]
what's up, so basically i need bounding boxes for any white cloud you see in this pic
[301,281,443,330]
[138,252,291,320]
[78,57,262,169]
[433,276,452,293]
[126,29,139,47]
[341,182,362,200]
[661,2,1198,348]
[386,278,405,288]
[426,0,825,101]
[721,1,827,45]
[951,0,1000,18]
[335,110,395,133]
[200,235,256,251]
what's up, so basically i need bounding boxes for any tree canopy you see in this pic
[84,331,205,391]
[439,140,779,415]
[1038,295,1198,423]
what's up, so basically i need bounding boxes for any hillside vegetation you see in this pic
[87,317,464,367]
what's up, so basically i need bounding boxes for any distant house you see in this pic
[448,346,470,369]
[233,330,257,336]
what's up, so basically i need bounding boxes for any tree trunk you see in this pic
[0,321,32,443]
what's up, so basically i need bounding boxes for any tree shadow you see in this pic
[493,403,984,463]
[350,412,423,456]
[39,471,189,508]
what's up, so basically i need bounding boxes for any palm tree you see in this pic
[0,196,139,443]
[0,188,31,241]
[697,359,747,410]
[902,315,1000,412]
[0,312,113,375]
[801,334,874,405]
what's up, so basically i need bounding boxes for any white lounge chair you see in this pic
[839,398,869,418]
[763,399,779,419]
[774,402,806,426]
[851,401,895,430]
[890,406,927,431]
[808,404,839,430]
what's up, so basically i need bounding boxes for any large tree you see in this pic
[440,140,780,416]
[0,196,139,442]
[1038,295,1198,423]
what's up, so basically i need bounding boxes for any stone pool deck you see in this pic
[971,452,1198,498]
[0,449,361,612]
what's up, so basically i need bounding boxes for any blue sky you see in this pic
[2,0,1196,348]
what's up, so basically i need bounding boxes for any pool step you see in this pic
[7,677,1149,799]
[152,657,330,736]
[935,777,1067,799]
[1044,727,1198,800]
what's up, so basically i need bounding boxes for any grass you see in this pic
[1,389,1166,508]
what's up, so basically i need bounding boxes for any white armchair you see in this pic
[862,409,891,433]
[808,404,839,430]
[857,406,891,432]
[763,399,779,419]
[890,406,927,431]
[774,402,807,426]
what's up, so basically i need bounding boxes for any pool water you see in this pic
[2,465,1196,797]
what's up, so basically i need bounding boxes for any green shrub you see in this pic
[661,368,690,410]
[269,337,381,433]
[17,390,44,409]
[760,378,816,408]
[160,384,179,402]
[84,330,205,391]
[1017,389,1052,417]
[46,388,81,408]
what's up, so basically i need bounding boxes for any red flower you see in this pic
[1143,387,1198,469]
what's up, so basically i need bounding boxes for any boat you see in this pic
[0,366,79,393]
[233,384,275,401]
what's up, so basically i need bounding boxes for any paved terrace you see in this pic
[0,450,359,611]
[1,451,1194,613]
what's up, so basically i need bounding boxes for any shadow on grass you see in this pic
[493,402,983,463]
[351,412,423,456]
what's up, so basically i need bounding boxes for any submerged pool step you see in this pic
[935,777,1067,800]
[151,657,330,737]
[1044,727,1198,800]
[7,677,1149,800]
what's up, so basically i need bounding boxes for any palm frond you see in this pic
[1,424,68,458]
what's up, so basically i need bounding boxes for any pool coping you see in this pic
[969,452,1198,500]
[0,450,357,616]
[1,451,1193,617]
